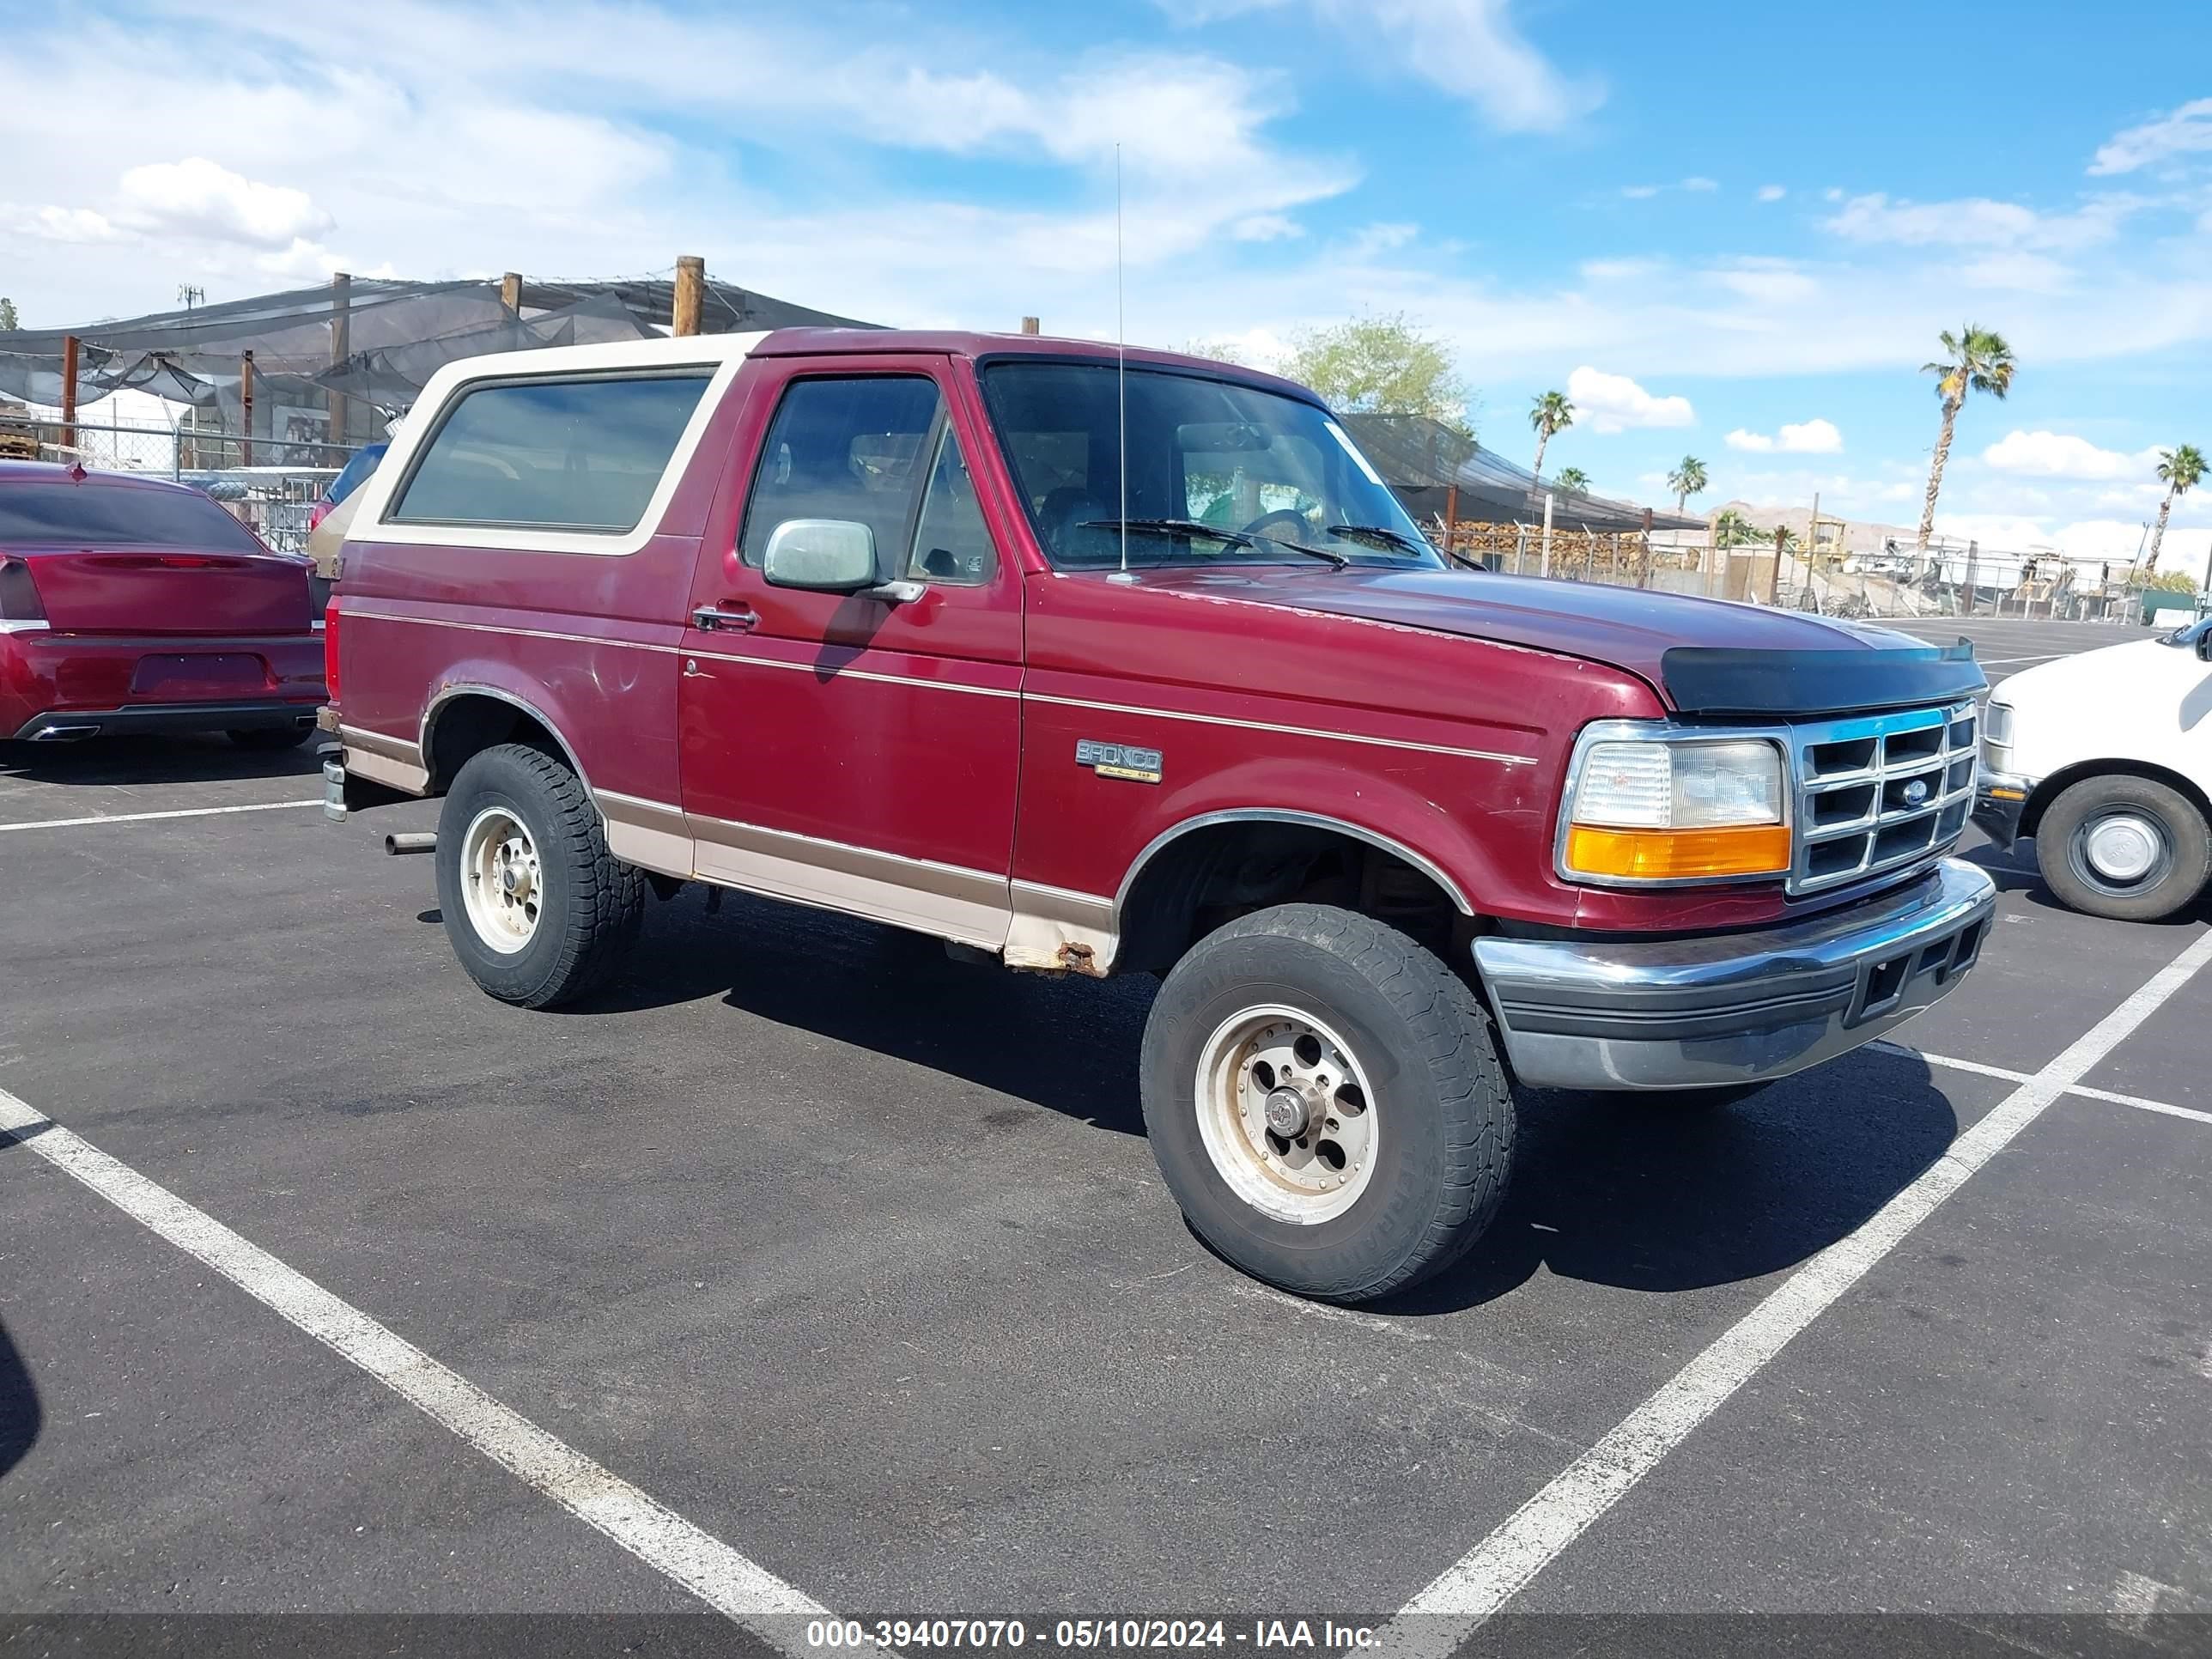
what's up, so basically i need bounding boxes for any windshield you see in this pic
[979,362,1440,572]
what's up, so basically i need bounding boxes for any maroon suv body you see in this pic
[323,329,1996,1302]
[0,462,325,747]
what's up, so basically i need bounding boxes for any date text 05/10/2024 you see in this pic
[803,1620,1379,1650]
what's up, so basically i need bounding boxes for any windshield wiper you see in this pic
[1084,518,1349,568]
[1326,523,1433,558]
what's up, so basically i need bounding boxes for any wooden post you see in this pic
[327,271,351,450]
[1443,483,1459,562]
[500,270,523,316]
[1019,316,1041,335]
[1540,493,1555,577]
[672,256,705,337]
[1769,526,1785,606]
[240,350,255,469]
[59,334,79,453]
[1639,507,1654,589]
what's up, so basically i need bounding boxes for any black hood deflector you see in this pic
[1662,640,1985,719]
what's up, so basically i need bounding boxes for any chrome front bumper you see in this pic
[1473,858,1996,1091]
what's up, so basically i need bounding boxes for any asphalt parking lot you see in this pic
[3,617,2208,1656]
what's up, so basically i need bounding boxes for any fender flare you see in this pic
[1113,807,1475,920]
[419,682,596,800]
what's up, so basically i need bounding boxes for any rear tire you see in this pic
[1139,903,1514,1304]
[227,726,311,751]
[2035,774,2210,922]
[434,743,644,1007]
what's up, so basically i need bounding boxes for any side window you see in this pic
[740,377,943,572]
[389,372,710,532]
[907,427,996,586]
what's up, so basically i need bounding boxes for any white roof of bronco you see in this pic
[342,331,767,560]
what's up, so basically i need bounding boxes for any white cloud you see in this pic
[0,204,120,243]
[1824,190,2136,252]
[116,157,332,249]
[1727,419,1842,454]
[1565,365,1695,432]
[1710,258,1819,305]
[1756,184,1786,203]
[1158,0,1599,131]
[1620,177,1717,199]
[1981,429,2163,481]
[2088,98,2212,176]
[1231,213,1304,241]
[1314,0,1601,133]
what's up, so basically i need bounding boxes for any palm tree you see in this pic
[1916,324,2016,555]
[1712,507,1759,548]
[1529,390,1575,478]
[2142,444,2205,574]
[1553,465,1590,494]
[1667,456,1709,514]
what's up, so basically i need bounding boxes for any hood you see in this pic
[1126,566,1984,717]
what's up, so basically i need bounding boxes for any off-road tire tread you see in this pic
[441,743,645,1008]
[1142,902,1513,1304]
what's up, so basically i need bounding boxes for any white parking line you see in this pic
[1878,1042,2212,1129]
[0,799,322,834]
[0,1086,834,1650]
[1974,653,2068,665]
[1376,927,2212,1653]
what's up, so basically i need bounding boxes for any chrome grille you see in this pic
[1787,702,1978,895]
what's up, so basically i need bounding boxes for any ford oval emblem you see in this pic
[1903,779,1930,807]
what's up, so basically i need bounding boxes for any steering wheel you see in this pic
[1241,508,1316,544]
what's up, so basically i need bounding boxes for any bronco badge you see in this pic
[1075,738,1164,785]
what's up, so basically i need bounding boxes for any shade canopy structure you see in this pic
[1337,413,1705,535]
[0,275,880,428]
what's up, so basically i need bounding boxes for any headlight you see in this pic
[1561,734,1790,883]
[1982,701,2013,746]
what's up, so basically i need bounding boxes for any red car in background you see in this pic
[0,461,326,748]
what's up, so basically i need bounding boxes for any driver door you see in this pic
[677,361,1023,949]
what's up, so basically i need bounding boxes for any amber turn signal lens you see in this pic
[1565,823,1792,881]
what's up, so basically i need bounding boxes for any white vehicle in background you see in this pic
[1977,617,2212,921]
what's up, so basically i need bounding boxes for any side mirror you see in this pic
[762,519,877,592]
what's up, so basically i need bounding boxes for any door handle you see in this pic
[691,603,757,633]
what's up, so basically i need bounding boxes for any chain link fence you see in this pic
[0,408,359,555]
[1430,519,2165,628]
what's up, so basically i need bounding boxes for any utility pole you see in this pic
[327,270,351,450]
[1769,526,1785,606]
[177,284,204,311]
[672,256,705,337]
[500,271,523,317]
[59,335,79,456]
[240,349,255,469]
[1540,492,1555,577]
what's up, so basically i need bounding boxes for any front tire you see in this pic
[2035,774,2210,922]
[1139,903,1514,1304]
[434,743,644,1007]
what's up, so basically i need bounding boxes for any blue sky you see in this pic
[4,0,2211,565]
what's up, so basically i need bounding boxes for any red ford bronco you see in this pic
[322,329,1995,1303]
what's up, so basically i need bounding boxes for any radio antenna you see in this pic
[1115,143,1130,581]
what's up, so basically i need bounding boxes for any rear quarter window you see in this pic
[387,371,712,533]
[0,480,264,551]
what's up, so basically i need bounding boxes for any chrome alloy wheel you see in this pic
[459,805,543,954]
[2072,809,2172,897]
[1194,1005,1378,1224]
